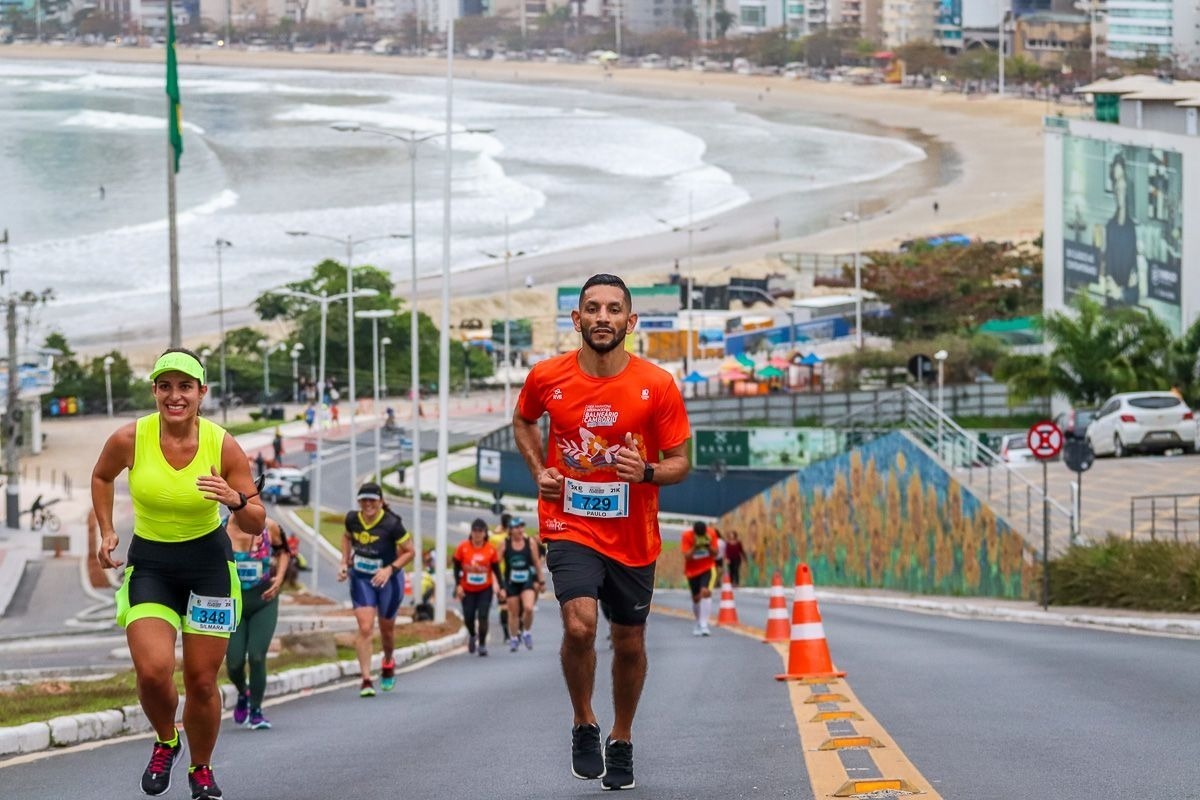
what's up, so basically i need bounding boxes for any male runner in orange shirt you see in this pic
[681,521,719,637]
[514,273,691,791]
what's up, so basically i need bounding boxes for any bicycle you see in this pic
[29,497,61,532]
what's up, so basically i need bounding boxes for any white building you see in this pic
[880,0,937,46]
[1105,0,1200,70]
[737,0,839,36]
[1044,76,1200,340]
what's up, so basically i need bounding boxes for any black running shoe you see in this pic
[188,764,223,800]
[140,737,181,796]
[570,723,605,780]
[602,738,635,790]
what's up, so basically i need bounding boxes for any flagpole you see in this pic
[166,0,182,347]
[168,117,180,347]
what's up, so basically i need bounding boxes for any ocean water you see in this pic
[0,60,926,346]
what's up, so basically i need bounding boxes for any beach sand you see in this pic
[1,46,1053,361]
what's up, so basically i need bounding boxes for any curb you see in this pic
[0,628,466,758]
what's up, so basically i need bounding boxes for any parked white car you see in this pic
[1086,392,1196,457]
[998,433,1038,464]
[262,467,307,504]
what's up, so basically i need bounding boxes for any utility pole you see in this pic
[5,295,17,530]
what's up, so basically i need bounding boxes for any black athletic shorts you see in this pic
[545,539,655,626]
[687,567,718,598]
[116,527,239,637]
[505,579,537,596]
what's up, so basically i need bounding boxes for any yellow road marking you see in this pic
[653,603,941,798]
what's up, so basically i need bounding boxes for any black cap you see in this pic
[357,482,383,500]
[471,518,489,531]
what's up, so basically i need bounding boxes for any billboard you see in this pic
[693,428,844,470]
[1062,135,1183,333]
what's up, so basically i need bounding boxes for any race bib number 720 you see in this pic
[564,478,629,519]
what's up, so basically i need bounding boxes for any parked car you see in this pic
[1086,392,1196,457]
[262,467,308,505]
[1053,407,1097,440]
[999,433,1037,464]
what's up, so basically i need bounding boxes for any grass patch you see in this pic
[293,508,347,550]
[448,465,478,491]
[0,619,463,727]
[1049,537,1200,611]
[223,418,287,437]
[956,413,1048,429]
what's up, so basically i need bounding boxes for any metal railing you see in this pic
[833,386,1076,554]
[1129,494,1200,542]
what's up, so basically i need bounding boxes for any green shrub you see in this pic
[1049,537,1200,612]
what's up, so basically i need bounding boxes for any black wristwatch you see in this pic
[227,490,258,512]
[642,464,655,485]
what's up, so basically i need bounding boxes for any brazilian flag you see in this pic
[166,0,182,173]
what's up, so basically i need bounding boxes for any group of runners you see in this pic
[91,273,691,797]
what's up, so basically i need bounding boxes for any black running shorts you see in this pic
[545,540,655,626]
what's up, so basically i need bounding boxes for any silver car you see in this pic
[1086,392,1196,457]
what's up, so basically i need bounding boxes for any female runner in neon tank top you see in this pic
[92,348,265,800]
[226,515,291,731]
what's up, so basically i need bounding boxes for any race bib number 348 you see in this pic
[564,478,629,519]
[186,593,237,633]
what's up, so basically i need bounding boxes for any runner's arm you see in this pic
[645,441,690,486]
[91,424,135,569]
[264,519,290,601]
[452,557,464,586]
[391,532,414,571]
[338,531,352,580]
[514,411,564,500]
[203,433,266,533]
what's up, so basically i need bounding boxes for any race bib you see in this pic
[466,572,488,586]
[564,478,629,519]
[186,593,236,633]
[353,554,383,575]
[236,560,264,584]
[509,568,530,583]
[692,549,709,559]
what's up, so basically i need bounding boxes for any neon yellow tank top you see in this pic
[129,412,225,542]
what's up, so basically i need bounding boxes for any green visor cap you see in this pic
[149,352,206,384]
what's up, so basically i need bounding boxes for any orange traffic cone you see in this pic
[775,563,845,682]
[762,571,790,643]
[716,572,739,626]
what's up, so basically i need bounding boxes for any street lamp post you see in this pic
[330,121,493,615]
[213,239,233,423]
[103,356,115,418]
[287,230,407,497]
[481,215,537,418]
[257,338,271,415]
[290,344,304,404]
[270,286,379,594]
[935,349,948,458]
[841,205,863,350]
[357,309,396,483]
[656,192,714,373]
[380,336,392,399]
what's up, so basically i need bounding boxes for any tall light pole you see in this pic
[935,349,948,458]
[998,5,1009,96]
[481,215,537,418]
[214,238,233,423]
[270,286,379,593]
[330,122,492,619]
[103,355,115,418]
[287,230,407,497]
[290,343,304,404]
[655,192,714,373]
[357,309,396,483]
[380,336,392,398]
[841,204,863,350]
[257,338,270,414]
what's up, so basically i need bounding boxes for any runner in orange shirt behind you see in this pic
[453,518,505,657]
[681,521,719,637]
[514,273,691,791]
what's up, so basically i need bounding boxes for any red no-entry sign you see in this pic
[1026,421,1064,460]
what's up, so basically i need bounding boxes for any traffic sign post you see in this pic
[1027,421,1063,610]
[1062,438,1094,546]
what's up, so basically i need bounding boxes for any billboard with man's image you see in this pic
[1062,135,1183,333]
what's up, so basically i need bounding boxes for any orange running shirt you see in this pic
[454,540,499,593]
[681,528,718,579]
[516,351,691,568]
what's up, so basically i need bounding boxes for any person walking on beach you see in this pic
[93,348,265,800]
[514,273,691,790]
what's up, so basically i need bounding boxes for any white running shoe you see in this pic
[692,623,703,637]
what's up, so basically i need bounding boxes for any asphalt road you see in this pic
[655,590,1200,799]
[0,601,812,800]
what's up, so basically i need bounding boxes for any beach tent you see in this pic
[683,371,708,383]
[758,365,785,378]
[769,356,791,369]
[719,368,751,381]
[735,353,756,369]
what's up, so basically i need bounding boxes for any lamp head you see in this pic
[934,350,949,361]
[331,121,362,133]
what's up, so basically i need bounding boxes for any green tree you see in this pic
[995,295,1171,405]
[895,40,950,76]
[953,48,998,81]
[43,333,143,414]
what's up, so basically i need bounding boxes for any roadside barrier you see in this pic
[716,572,739,626]
[762,570,790,643]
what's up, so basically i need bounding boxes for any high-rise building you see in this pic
[1105,0,1200,69]
[881,0,937,46]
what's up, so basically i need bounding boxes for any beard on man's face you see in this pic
[582,322,626,354]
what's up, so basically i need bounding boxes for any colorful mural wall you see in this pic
[708,432,1038,599]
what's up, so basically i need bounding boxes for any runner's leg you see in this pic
[180,632,229,765]
[353,607,378,679]
[127,619,180,742]
[224,611,250,697]
[520,588,536,631]
[244,591,278,709]
[609,622,647,742]
[560,597,599,727]
[506,594,522,639]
